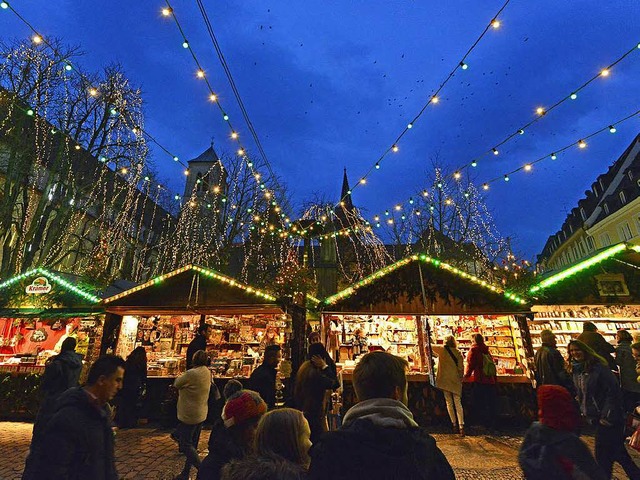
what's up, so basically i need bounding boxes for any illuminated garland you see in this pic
[335,0,511,208]
[361,43,640,226]
[323,253,527,306]
[103,264,277,304]
[160,2,289,229]
[530,243,629,293]
[0,268,101,303]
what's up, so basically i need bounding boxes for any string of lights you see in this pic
[160,2,290,228]
[367,42,640,227]
[334,0,511,207]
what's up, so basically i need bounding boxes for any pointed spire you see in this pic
[340,168,354,211]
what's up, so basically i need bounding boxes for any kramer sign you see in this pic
[26,277,52,295]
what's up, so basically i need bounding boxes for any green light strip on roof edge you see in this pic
[530,243,628,293]
[323,254,527,306]
[0,267,101,303]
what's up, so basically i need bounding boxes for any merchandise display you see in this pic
[529,305,640,357]
[429,315,528,376]
[114,313,291,378]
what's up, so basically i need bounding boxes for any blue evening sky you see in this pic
[2,1,639,259]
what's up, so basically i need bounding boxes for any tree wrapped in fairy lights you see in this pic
[0,38,172,283]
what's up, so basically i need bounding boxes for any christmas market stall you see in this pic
[319,253,535,425]
[528,242,640,359]
[101,264,292,422]
[0,268,103,417]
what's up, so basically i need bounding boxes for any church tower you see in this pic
[183,145,226,199]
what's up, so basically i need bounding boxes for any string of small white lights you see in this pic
[161,1,289,228]
[367,41,640,227]
[334,0,511,208]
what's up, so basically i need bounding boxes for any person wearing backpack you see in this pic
[519,384,605,480]
[464,333,497,432]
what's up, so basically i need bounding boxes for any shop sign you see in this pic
[25,277,52,295]
[595,273,629,297]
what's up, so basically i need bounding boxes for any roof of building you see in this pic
[188,146,221,164]
[538,134,640,265]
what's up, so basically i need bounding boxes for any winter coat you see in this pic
[31,350,83,443]
[534,344,574,392]
[186,334,207,370]
[249,363,277,409]
[519,422,606,480]
[28,387,118,480]
[295,360,337,443]
[464,343,497,385]
[433,345,463,396]
[616,341,640,393]
[221,455,307,480]
[174,365,211,425]
[577,331,616,370]
[308,399,454,480]
[573,361,624,425]
[197,425,247,480]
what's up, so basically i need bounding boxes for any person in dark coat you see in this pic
[464,333,497,430]
[197,390,267,480]
[569,340,640,479]
[295,343,338,443]
[116,346,147,428]
[308,351,454,480]
[615,330,640,413]
[519,385,605,479]
[577,322,616,370]
[249,344,281,410]
[23,337,83,479]
[534,330,574,393]
[23,354,125,480]
[187,324,209,370]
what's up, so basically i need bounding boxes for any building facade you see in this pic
[538,133,640,271]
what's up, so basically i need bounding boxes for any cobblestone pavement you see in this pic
[1,421,638,479]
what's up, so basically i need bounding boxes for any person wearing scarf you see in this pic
[308,351,454,480]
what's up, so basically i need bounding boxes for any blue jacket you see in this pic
[573,362,623,425]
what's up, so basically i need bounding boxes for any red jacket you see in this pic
[465,343,496,385]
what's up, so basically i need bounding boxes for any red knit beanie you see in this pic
[537,385,579,432]
[222,390,267,428]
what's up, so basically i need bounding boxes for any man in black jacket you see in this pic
[186,323,209,370]
[24,355,125,480]
[308,351,455,480]
[249,344,281,409]
[534,329,574,394]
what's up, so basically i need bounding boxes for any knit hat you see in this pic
[222,390,267,428]
[537,385,579,432]
[223,379,243,400]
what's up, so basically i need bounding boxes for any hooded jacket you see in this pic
[577,331,616,370]
[29,387,117,480]
[616,340,640,393]
[519,422,606,480]
[308,399,454,480]
[465,342,496,385]
[534,344,574,392]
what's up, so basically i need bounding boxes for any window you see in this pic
[585,236,595,252]
[603,203,610,215]
[629,170,634,181]
[593,185,599,198]
[618,222,633,241]
[600,233,612,247]
[580,207,587,221]
[620,191,627,204]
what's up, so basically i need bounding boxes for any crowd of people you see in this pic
[18,321,640,479]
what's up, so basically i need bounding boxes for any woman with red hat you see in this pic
[519,384,605,479]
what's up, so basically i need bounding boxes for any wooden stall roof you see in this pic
[529,242,640,306]
[321,254,529,315]
[0,267,102,309]
[102,265,283,315]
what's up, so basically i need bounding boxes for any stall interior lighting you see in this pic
[103,265,276,304]
[306,294,321,305]
[323,254,527,306]
[529,242,628,293]
[0,267,101,303]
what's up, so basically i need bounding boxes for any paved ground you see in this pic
[0,421,638,479]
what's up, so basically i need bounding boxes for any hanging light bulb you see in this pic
[492,148,499,155]
[504,175,510,182]
[609,125,617,133]
[230,131,238,139]
[196,69,205,78]
[482,183,489,190]
[491,18,501,28]
[209,93,217,102]
[184,169,189,175]
[0,2,9,9]
[223,114,229,121]
[550,153,557,160]
[407,123,413,129]
[431,95,439,104]
[578,139,587,149]
[600,68,610,77]
[518,129,525,135]
[162,7,172,16]
[32,35,43,44]
[237,148,245,156]
[524,164,532,171]
[88,88,98,97]
[536,107,545,115]
[460,61,468,70]
[375,163,380,169]
[173,156,179,162]
[471,160,477,167]
[360,178,366,185]
[392,144,399,152]
[570,92,577,100]
[182,40,189,49]
[453,171,461,180]
[395,205,402,211]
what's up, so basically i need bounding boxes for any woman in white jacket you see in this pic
[432,336,465,436]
